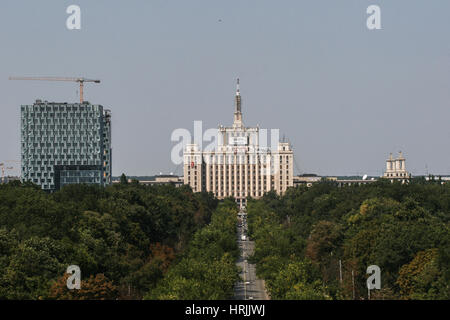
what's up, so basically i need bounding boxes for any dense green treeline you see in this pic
[0,180,220,299]
[145,199,240,299]
[247,179,450,300]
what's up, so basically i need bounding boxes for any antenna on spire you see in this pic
[234,78,243,124]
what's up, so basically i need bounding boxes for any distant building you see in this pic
[113,174,183,187]
[184,80,294,207]
[383,151,411,183]
[294,174,327,187]
[335,177,377,187]
[21,100,112,191]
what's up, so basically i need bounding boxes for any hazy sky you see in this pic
[1,0,449,176]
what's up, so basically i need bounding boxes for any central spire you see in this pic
[234,78,243,126]
[235,78,241,113]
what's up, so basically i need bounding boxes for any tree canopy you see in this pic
[0,181,222,299]
[247,180,450,300]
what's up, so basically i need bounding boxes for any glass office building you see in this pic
[20,100,112,191]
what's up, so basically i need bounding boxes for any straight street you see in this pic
[234,210,269,300]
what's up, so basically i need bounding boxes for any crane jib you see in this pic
[8,76,101,103]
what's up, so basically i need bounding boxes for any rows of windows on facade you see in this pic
[183,79,294,208]
[21,99,112,191]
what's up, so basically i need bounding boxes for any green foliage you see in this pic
[48,273,118,300]
[267,258,329,300]
[0,237,66,299]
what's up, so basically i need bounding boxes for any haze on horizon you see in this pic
[1,0,449,177]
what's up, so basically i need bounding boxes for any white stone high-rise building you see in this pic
[183,80,293,207]
[383,151,411,183]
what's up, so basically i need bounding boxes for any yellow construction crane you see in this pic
[9,76,101,103]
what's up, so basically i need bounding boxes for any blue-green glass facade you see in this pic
[20,100,112,191]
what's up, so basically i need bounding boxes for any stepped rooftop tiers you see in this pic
[20,100,112,191]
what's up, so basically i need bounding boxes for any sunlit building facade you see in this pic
[383,151,410,183]
[20,100,112,191]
